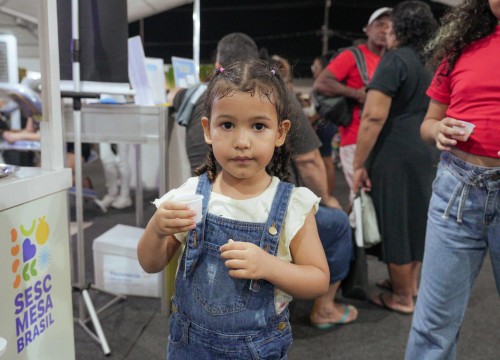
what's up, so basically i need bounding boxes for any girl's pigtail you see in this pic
[277,142,292,182]
[269,141,291,182]
[194,146,218,183]
[206,147,218,182]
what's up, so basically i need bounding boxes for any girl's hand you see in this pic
[152,201,196,237]
[433,117,467,151]
[353,167,371,193]
[220,239,270,280]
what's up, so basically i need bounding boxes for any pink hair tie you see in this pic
[219,67,225,73]
[271,69,276,75]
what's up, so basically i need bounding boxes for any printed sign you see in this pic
[0,192,75,359]
[172,56,198,88]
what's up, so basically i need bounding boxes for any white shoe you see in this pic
[94,195,117,213]
[111,196,132,209]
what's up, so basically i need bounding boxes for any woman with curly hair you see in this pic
[406,0,500,359]
[353,1,439,315]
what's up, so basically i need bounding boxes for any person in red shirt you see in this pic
[406,0,500,358]
[313,7,391,204]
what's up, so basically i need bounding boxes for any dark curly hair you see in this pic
[194,59,292,182]
[392,1,438,57]
[425,0,497,74]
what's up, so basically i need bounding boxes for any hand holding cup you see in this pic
[451,119,475,142]
[172,194,204,223]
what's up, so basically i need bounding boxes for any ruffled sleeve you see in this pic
[277,186,320,262]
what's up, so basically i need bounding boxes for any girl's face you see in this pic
[201,90,290,185]
[489,0,500,20]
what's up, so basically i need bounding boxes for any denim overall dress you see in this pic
[167,173,295,360]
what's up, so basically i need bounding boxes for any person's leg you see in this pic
[406,223,486,359]
[376,261,420,298]
[95,143,119,211]
[322,155,335,195]
[316,122,336,195]
[111,143,132,209]
[410,261,421,297]
[406,158,490,360]
[310,281,357,327]
[371,263,415,314]
[488,223,500,293]
[339,144,356,205]
[310,206,357,326]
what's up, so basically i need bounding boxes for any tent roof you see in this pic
[0,0,193,68]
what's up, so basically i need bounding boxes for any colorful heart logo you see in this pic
[22,238,37,263]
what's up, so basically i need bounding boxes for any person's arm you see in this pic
[137,201,196,273]
[220,211,329,299]
[2,130,40,143]
[420,99,468,151]
[287,90,342,208]
[294,150,341,209]
[313,68,366,104]
[352,90,391,193]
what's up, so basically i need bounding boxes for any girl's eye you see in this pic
[253,123,266,131]
[221,122,233,130]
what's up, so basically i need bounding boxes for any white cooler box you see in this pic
[93,224,162,297]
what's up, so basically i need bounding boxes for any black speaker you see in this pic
[57,0,129,85]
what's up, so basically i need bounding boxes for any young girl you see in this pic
[406,0,500,359]
[138,59,329,359]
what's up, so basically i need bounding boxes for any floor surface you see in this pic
[71,157,499,360]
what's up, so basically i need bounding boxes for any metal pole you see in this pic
[70,0,111,354]
[37,0,64,171]
[70,0,85,300]
[193,0,200,80]
[322,0,332,55]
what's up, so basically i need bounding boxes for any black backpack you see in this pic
[313,47,368,127]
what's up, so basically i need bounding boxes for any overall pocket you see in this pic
[192,241,251,315]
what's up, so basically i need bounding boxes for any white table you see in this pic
[63,103,175,315]
[63,103,170,226]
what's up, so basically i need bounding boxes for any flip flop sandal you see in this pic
[310,304,357,329]
[371,293,413,315]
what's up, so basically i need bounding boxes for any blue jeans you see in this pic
[315,206,353,284]
[406,152,500,360]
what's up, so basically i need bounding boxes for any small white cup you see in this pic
[452,120,475,141]
[173,194,204,223]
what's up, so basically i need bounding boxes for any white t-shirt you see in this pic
[154,176,320,314]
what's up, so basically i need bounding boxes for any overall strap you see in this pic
[183,173,211,278]
[197,172,212,214]
[249,181,294,293]
[348,47,369,86]
[260,181,295,255]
